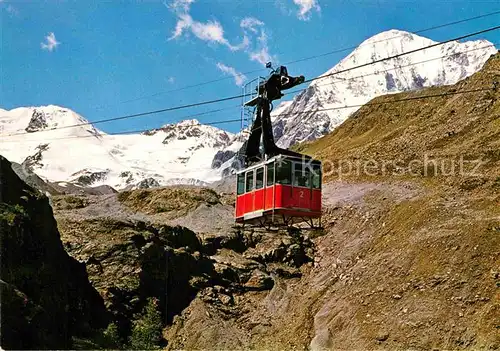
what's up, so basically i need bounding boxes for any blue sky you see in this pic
[1,0,499,134]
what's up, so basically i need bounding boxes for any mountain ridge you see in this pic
[272,29,497,148]
[43,50,500,347]
[0,106,237,189]
[1,29,497,188]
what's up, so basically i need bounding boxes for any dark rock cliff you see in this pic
[0,155,109,350]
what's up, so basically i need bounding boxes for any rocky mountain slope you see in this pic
[0,155,109,349]
[164,53,500,350]
[273,29,497,148]
[295,52,500,185]
[49,178,499,350]
[1,30,496,189]
[20,53,497,350]
[50,183,315,349]
[3,177,495,349]
[1,36,499,351]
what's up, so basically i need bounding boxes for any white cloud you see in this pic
[250,48,273,66]
[249,30,275,66]
[231,35,250,51]
[293,0,320,20]
[40,32,60,52]
[169,10,245,51]
[167,1,276,67]
[168,0,195,12]
[168,0,237,48]
[170,13,192,39]
[216,63,247,86]
[240,17,264,33]
[239,17,276,66]
[190,18,226,43]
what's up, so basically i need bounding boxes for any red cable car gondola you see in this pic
[235,154,322,227]
[234,64,322,228]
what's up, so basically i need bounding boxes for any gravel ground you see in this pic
[53,180,421,237]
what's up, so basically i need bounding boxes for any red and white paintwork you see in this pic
[235,184,321,224]
[235,156,322,226]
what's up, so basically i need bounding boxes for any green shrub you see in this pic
[64,196,88,209]
[72,322,123,350]
[0,203,27,224]
[129,298,163,350]
[52,195,88,210]
[102,323,122,349]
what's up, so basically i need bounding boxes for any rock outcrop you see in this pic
[10,160,61,196]
[0,155,108,349]
[57,218,216,335]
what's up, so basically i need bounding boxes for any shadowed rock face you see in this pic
[211,150,236,169]
[22,143,49,170]
[51,185,317,348]
[10,160,61,196]
[57,217,219,335]
[135,177,161,189]
[0,155,109,350]
[71,169,110,186]
[25,109,48,133]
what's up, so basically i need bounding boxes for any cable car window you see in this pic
[266,162,275,186]
[245,170,254,192]
[293,163,302,186]
[311,164,322,189]
[304,167,311,187]
[294,163,310,187]
[276,160,291,185]
[256,167,264,189]
[237,173,245,195]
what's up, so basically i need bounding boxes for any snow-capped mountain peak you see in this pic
[0,106,234,189]
[272,30,497,147]
[362,29,416,44]
[173,118,201,127]
[1,30,496,189]
[1,105,101,137]
[144,118,232,148]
